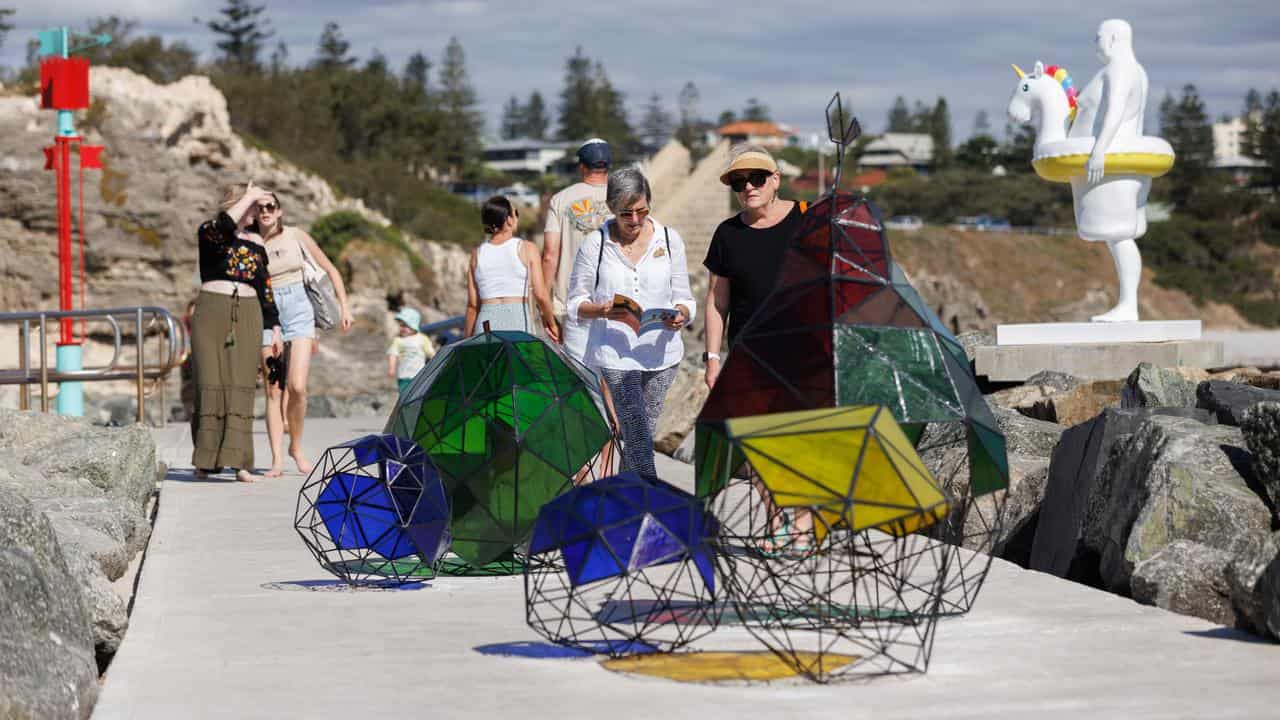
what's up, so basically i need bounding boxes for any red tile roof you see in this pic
[716,121,789,137]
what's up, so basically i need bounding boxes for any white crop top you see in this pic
[475,238,529,299]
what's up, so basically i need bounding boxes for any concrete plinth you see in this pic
[975,339,1225,382]
[996,320,1202,346]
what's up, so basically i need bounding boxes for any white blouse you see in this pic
[567,217,697,371]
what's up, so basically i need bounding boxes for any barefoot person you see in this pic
[191,182,281,483]
[464,195,560,339]
[257,192,354,475]
[566,167,695,480]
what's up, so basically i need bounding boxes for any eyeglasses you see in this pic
[616,207,650,221]
[728,170,773,192]
[258,202,279,212]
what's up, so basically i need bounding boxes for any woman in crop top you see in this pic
[256,191,353,477]
[463,195,559,341]
[191,181,280,483]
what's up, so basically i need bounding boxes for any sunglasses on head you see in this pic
[258,202,279,212]
[728,170,773,192]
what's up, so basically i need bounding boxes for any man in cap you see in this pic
[542,138,612,361]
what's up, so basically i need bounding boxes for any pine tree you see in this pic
[743,97,770,122]
[929,98,953,169]
[314,21,353,70]
[1259,91,1280,188]
[0,8,14,51]
[972,109,992,139]
[1242,88,1264,158]
[500,95,525,140]
[402,52,431,105]
[524,91,548,140]
[207,0,272,71]
[887,97,911,132]
[999,121,1036,170]
[1159,85,1214,205]
[436,36,482,173]
[675,81,701,148]
[589,61,633,153]
[269,41,288,75]
[639,93,674,149]
[717,109,737,127]
[557,47,595,141]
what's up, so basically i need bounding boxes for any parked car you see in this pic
[950,215,1011,232]
[884,215,924,231]
[497,184,541,210]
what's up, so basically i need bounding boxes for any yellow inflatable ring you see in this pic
[1031,136,1175,183]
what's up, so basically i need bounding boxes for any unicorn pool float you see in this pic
[1007,19,1174,323]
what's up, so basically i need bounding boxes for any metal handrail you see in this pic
[0,306,187,425]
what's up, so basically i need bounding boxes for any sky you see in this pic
[4,0,1279,143]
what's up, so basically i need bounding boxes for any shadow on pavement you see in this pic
[261,579,430,592]
[1182,627,1275,644]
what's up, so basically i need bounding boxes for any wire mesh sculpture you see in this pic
[386,329,614,574]
[524,473,720,657]
[294,433,450,586]
[696,98,1009,618]
[701,406,951,681]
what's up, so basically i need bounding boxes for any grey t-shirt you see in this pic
[544,181,610,314]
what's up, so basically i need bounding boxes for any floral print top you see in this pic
[198,212,280,329]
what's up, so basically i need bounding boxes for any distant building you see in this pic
[715,120,796,149]
[1212,116,1267,185]
[858,133,934,174]
[481,138,572,176]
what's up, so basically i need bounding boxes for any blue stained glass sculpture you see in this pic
[524,473,720,657]
[295,434,451,586]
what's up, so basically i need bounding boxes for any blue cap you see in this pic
[576,138,611,168]
[394,307,421,330]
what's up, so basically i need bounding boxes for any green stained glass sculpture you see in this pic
[386,329,614,574]
[695,190,1009,616]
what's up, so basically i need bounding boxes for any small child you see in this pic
[387,307,437,394]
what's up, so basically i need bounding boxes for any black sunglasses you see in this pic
[728,170,773,192]
[258,202,280,212]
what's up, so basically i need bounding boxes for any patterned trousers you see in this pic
[597,366,678,480]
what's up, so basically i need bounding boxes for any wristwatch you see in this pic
[701,351,721,363]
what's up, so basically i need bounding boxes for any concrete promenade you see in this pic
[93,417,1278,719]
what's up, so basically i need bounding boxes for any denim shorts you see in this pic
[261,282,315,345]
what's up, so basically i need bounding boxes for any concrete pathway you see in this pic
[93,417,1278,719]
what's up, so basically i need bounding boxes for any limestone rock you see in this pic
[0,493,98,720]
[1031,407,1217,577]
[1122,363,1199,409]
[1083,416,1272,595]
[654,352,709,455]
[1241,402,1280,509]
[1197,380,1280,427]
[1131,540,1236,626]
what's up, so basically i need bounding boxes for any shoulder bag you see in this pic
[296,231,341,331]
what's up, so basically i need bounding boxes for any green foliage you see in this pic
[675,81,702,149]
[206,0,272,71]
[955,135,999,171]
[0,8,12,52]
[77,16,198,84]
[555,48,636,157]
[500,91,549,140]
[1258,91,1280,188]
[311,211,422,270]
[868,169,1073,226]
[639,92,674,149]
[1159,85,1215,206]
[742,98,770,122]
[929,98,953,170]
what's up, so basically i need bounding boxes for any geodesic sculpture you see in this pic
[387,329,613,574]
[524,473,719,657]
[696,187,1009,616]
[295,433,450,586]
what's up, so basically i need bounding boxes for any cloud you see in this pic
[3,0,1277,140]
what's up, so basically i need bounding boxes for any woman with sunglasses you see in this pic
[256,191,353,476]
[567,167,695,480]
[464,195,560,340]
[703,144,811,551]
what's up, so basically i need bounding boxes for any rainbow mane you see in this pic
[1043,64,1078,122]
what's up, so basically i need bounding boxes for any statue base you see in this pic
[977,321,1223,381]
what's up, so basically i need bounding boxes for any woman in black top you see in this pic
[191,181,282,482]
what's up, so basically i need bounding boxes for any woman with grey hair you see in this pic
[566,166,696,479]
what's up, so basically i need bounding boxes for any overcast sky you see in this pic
[5,1,1278,142]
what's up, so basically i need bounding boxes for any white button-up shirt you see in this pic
[567,217,697,371]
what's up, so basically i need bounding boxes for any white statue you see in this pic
[1007,19,1174,323]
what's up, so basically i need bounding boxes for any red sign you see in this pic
[39,57,90,110]
[79,145,104,169]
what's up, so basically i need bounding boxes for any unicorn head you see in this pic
[1007,61,1078,150]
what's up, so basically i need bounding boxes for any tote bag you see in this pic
[297,233,340,331]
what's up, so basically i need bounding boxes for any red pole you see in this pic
[55,135,76,345]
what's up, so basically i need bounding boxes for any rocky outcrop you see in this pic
[1224,534,1280,640]
[0,409,158,658]
[1083,416,1272,601]
[1121,362,1199,409]
[1131,540,1237,626]
[1241,402,1280,509]
[0,494,98,720]
[1197,380,1280,427]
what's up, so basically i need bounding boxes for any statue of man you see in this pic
[1068,19,1150,322]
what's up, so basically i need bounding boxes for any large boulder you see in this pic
[993,406,1064,458]
[1083,416,1272,599]
[1031,407,1216,577]
[1224,533,1280,641]
[1197,380,1280,427]
[1241,402,1280,510]
[1121,363,1199,409]
[1130,540,1236,626]
[0,493,98,720]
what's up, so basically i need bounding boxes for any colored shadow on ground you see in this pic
[473,641,595,659]
[261,579,428,592]
[436,554,525,577]
[601,651,860,683]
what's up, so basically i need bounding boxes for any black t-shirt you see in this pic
[703,202,804,345]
